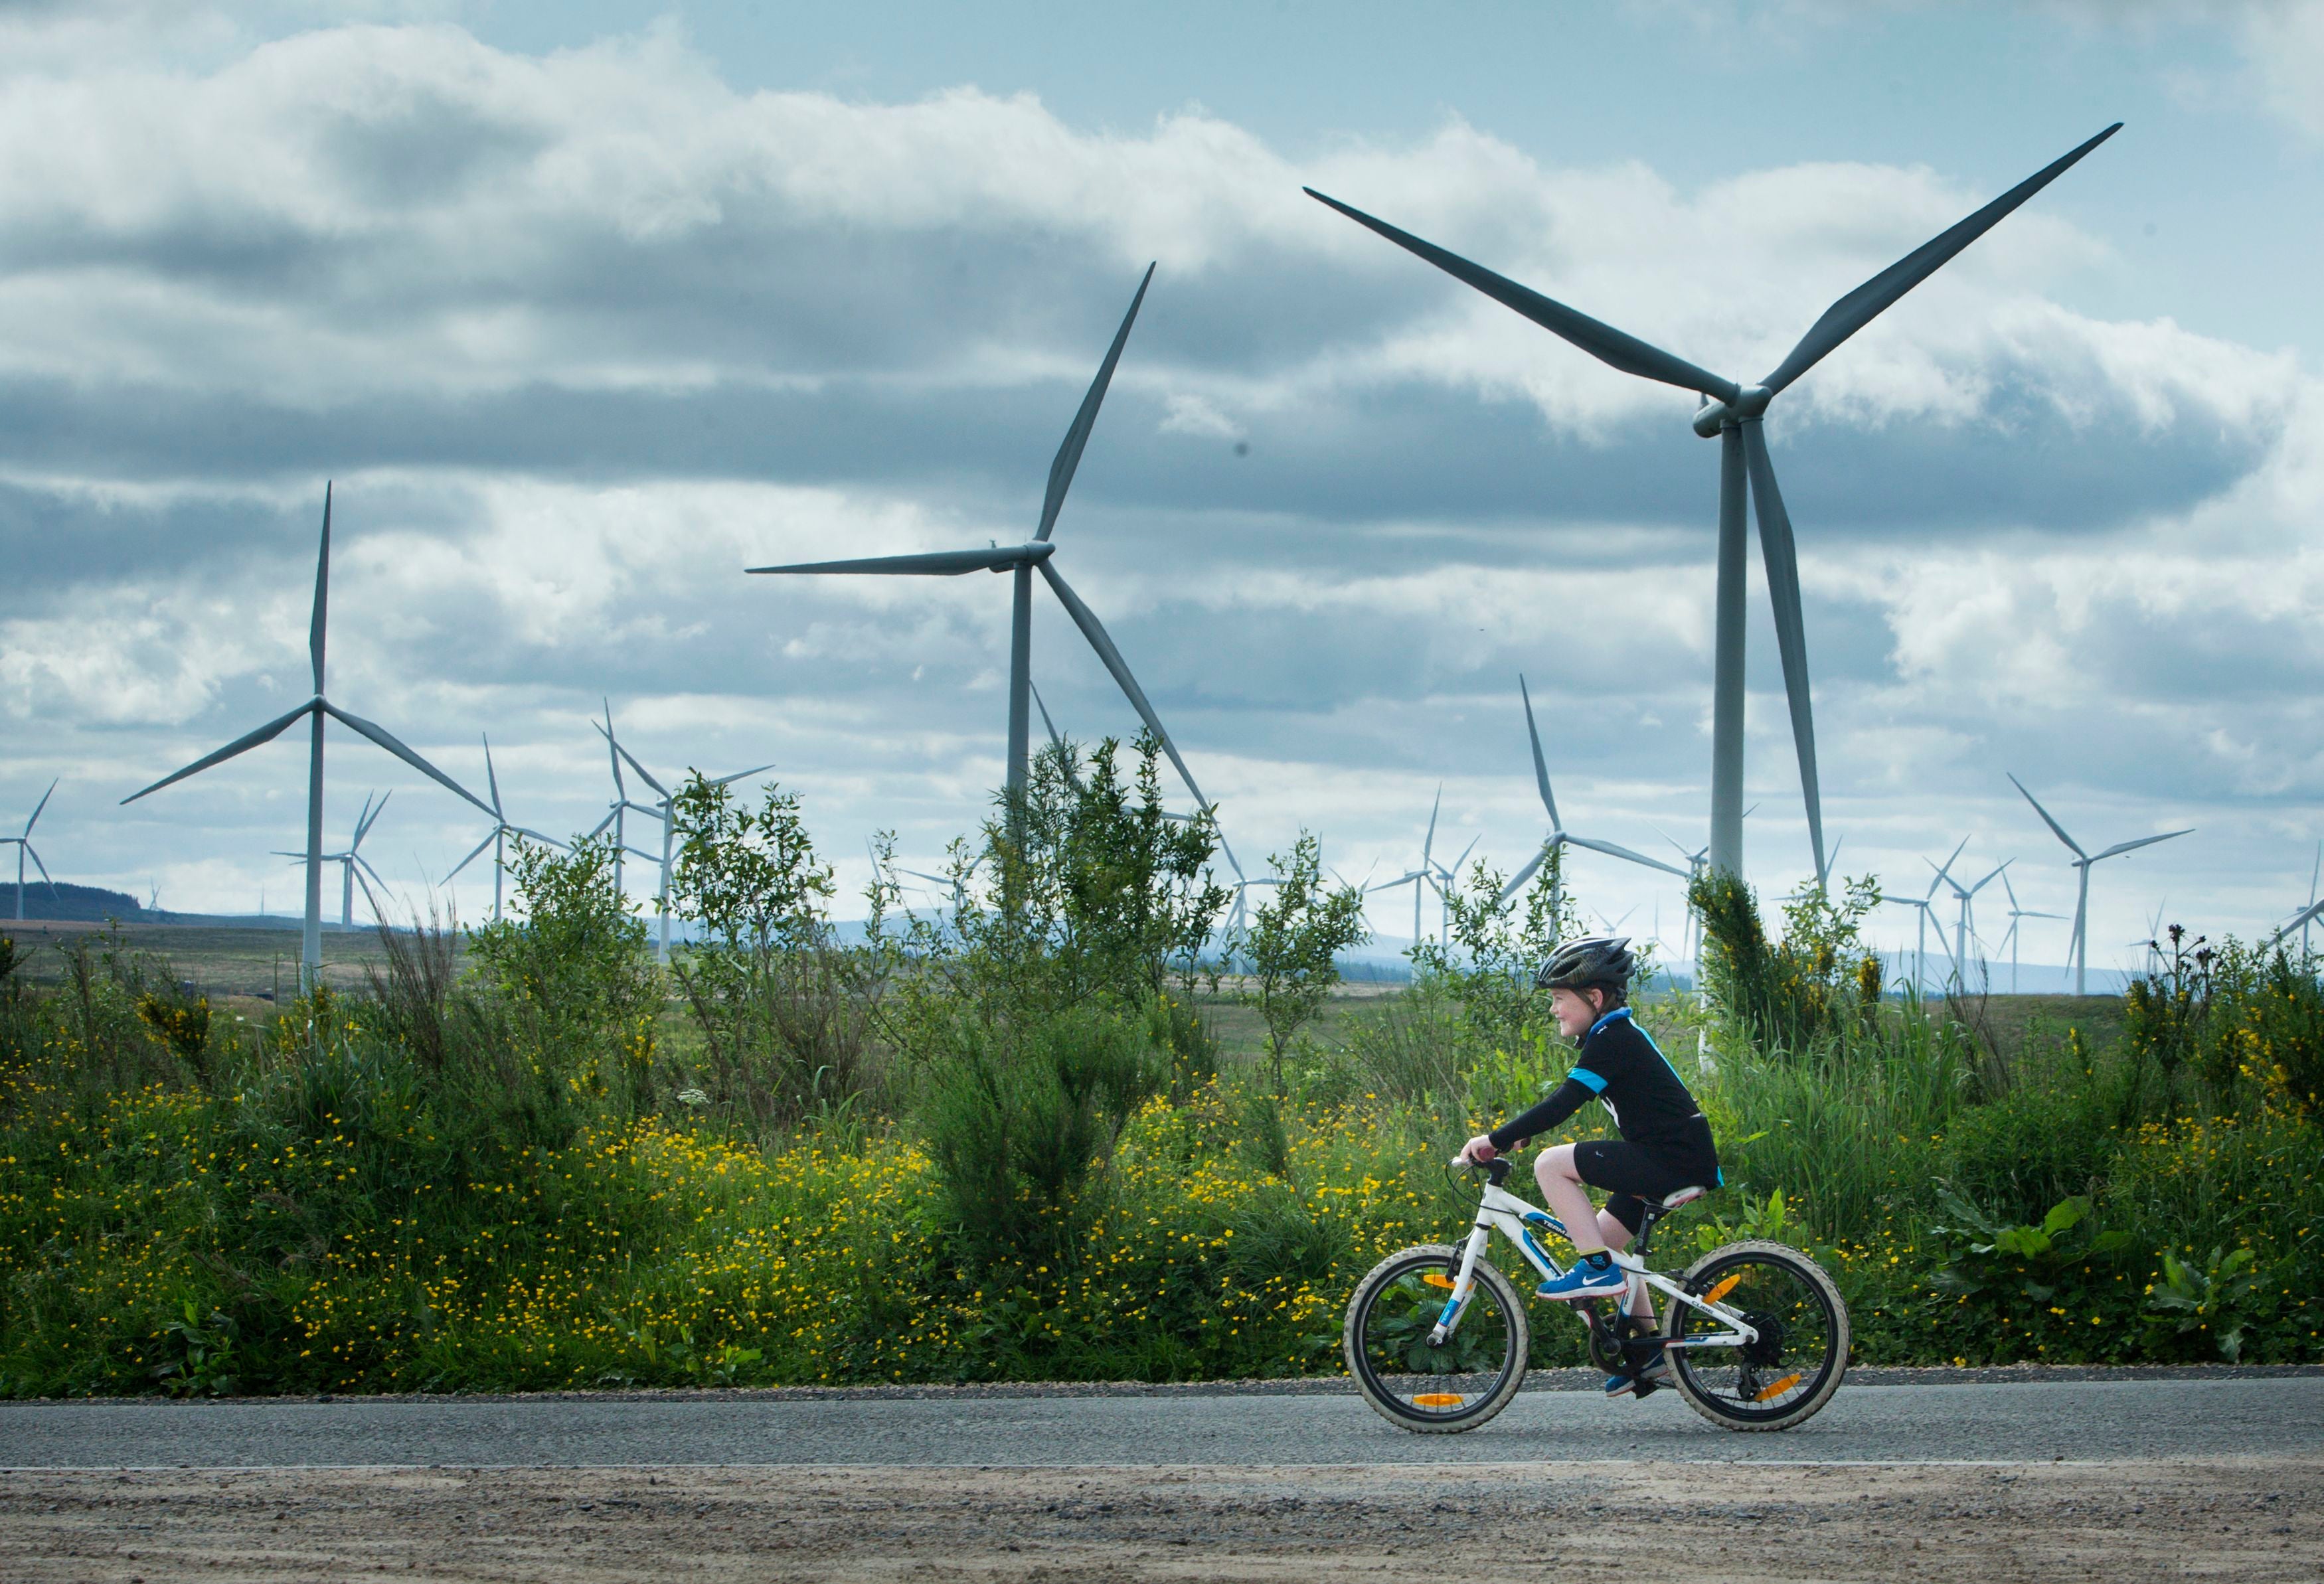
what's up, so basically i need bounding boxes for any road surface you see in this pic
[8,1375,2321,1468]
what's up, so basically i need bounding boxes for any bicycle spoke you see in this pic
[1669,1250,1841,1423]
[1351,1253,1523,1426]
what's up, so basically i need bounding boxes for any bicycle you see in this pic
[1343,1155,1849,1433]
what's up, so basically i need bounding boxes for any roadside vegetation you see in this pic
[0,741,2317,1395]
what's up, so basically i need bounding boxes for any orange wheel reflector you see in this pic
[1753,1372,1803,1402]
[1703,1273,1744,1305]
[1412,1393,1466,1407]
[1422,1273,1457,1290]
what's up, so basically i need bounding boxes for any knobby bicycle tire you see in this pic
[1343,1243,1531,1433]
[1661,1239,1850,1432]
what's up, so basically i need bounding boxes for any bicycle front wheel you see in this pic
[1343,1243,1530,1433]
[1661,1239,1849,1432]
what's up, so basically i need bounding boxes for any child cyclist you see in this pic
[1457,935,1721,1398]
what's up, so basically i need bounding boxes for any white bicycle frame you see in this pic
[1431,1175,1760,1351]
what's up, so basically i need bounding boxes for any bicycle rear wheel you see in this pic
[1343,1243,1530,1433]
[1661,1239,1849,1432]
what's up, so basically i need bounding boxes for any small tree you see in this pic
[1242,833,1370,1093]
[1410,844,1580,1050]
[668,775,895,1132]
[467,834,660,1106]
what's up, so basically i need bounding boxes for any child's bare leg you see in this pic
[1533,1146,1604,1251]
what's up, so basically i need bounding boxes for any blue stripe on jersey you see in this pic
[1568,1066,1608,1094]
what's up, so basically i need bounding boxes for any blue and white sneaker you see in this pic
[1604,1349,1672,1399]
[1535,1259,1628,1302]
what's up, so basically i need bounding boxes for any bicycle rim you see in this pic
[1345,1245,1528,1432]
[1664,1240,1849,1431]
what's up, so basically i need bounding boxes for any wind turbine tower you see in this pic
[2009,773,2193,996]
[1307,125,2120,879]
[122,487,489,987]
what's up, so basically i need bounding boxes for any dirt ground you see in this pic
[3,1459,2316,1583]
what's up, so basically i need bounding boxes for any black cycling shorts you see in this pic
[1575,1137,1719,1236]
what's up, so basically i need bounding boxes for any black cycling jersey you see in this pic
[1486,1007,1721,1181]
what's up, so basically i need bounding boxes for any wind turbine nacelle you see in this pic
[1691,384,1774,438]
[989,542,1058,572]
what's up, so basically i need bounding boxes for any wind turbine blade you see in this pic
[354,789,391,849]
[1967,860,2010,895]
[481,734,503,819]
[710,763,777,789]
[1564,834,1690,878]
[1424,785,1441,866]
[24,779,56,837]
[355,853,390,890]
[1303,189,1742,402]
[2091,829,2194,863]
[1762,125,2122,396]
[1519,674,1560,830]
[2009,773,2086,858]
[1497,844,1547,906]
[602,700,626,799]
[747,546,1030,577]
[1031,682,1066,749]
[588,811,617,839]
[1037,262,1153,543]
[2267,897,2324,949]
[509,827,566,848]
[321,704,495,817]
[1037,561,1210,809]
[120,700,317,804]
[24,842,53,889]
[1926,836,1969,899]
[1740,424,1824,879]
[2003,870,2021,910]
[446,831,498,879]
[594,723,669,799]
[310,483,331,694]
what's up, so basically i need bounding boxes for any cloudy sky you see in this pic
[5,0,2323,980]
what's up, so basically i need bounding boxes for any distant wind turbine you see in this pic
[594,709,774,961]
[749,265,1221,831]
[5,781,58,922]
[1999,871,2066,994]
[1307,124,2121,881]
[445,736,566,923]
[1370,787,1447,949]
[1499,676,1686,917]
[122,486,489,987]
[2009,773,2193,996]
[1927,850,2009,989]
[2265,844,2324,955]
[277,791,391,929]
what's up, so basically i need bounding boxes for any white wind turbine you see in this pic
[277,791,392,929]
[5,781,58,922]
[122,486,490,987]
[445,736,566,924]
[1998,872,2066,994]
[1308,125,2120,882]
[1882,839,1965,996]
[1370,787,1447,950]
[1498,676,1687,917]
[2009,773,2193,996]
[596,708,774,962]
[2264,844,2323,956]
[1927,850,2009,990]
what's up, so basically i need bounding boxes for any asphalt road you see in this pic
[8,1378,2321,1468]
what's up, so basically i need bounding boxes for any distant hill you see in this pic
[4,881,146,923]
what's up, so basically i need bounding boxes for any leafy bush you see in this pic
[1691,870,1882,1057]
